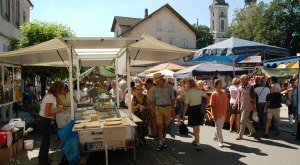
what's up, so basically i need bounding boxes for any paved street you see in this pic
[7,104,300,165]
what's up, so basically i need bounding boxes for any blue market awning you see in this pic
[263,56,300,67]
[193,37,290,64]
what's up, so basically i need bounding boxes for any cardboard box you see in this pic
[17,138,24,153]
[103,126,126,148]
[78,129,103,144]
[0,146,11,164]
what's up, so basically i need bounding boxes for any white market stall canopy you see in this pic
[0,34,194,68]
[146,69,174,78]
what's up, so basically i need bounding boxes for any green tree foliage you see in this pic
[9,20,75,96]
[193,24,214,49]
[229,0,300,56]
[245,0,257,6]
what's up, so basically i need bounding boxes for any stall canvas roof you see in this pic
[0,38,69,66]
[0,34,194,68]
[0,37,139,67]
[127,34,194,66]
[253,68,298,78]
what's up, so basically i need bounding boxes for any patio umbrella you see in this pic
[193,37,290,64]
[174,62,248,78]
[144,63,186,73]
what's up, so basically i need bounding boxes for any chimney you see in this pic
[144,8,148,18]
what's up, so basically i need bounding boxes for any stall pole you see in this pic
[76,58,80,102]
[115,57,120,108]
[126,49,132,119]
[68,47,74,118]
[232,53,236,76]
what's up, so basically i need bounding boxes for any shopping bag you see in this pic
[169,120,176,138]
[179,123,189,136]
[200,98,208,114]
[58,119,80,165]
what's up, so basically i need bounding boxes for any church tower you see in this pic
[210,0,229,43]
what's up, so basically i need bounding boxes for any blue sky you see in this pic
[30,0,271,37]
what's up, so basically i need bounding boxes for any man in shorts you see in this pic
[152,73,175,151]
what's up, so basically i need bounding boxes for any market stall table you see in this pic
[73,108,142,165]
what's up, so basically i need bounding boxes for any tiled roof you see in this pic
[111,16,142,32]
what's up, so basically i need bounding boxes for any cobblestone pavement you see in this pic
[2,104,300,165]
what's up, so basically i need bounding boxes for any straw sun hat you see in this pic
[153,73,165,82]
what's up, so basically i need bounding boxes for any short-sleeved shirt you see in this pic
[254,87,270,103]
[266,92,282,109]
[238,84,255,111]
[184,89,207,106]
[210,90,228,118]
[39,94,57,119]
[152,83,175,106]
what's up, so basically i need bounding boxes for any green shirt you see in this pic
[185,89,207,106]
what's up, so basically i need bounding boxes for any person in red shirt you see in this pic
[210,79,229,147]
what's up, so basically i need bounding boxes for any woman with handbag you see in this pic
[183,79,209,150]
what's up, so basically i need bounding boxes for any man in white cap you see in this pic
[151,73,176,151]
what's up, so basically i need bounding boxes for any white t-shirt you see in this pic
[274,83,281,93]
[39,94,57,119]
[254,87,270,103]
[119,80,127,94]
[229,85,239,104]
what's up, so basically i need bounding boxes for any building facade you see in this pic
[0,0,33,52]
[111,4,197,65]
[210,0,229,43]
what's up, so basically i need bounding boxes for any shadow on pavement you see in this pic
[241,136,299,150]
[165,138,247,165]
[223,142,267,156]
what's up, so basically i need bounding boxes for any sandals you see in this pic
[192,140,198,146]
